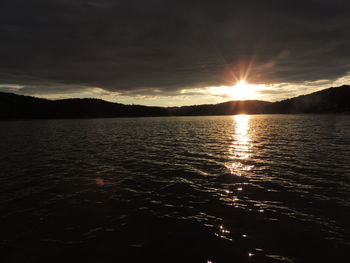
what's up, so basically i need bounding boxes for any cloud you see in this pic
[0,0,350,97]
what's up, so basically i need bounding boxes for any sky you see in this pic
[1,0,350,106]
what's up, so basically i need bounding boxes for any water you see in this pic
[0,115,349,262]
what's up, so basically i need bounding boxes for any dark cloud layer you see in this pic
[1,0,350,95]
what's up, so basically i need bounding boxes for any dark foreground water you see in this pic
[1,115,349,263]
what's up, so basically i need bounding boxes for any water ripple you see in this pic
[0,115,349,262]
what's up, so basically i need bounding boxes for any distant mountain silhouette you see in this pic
[169,100,270,116]
[0,85,349,119]
[0,93,169,119]
[263,85,350,114]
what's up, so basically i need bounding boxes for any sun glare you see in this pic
[184,80,268,102]
[229,80,260,100]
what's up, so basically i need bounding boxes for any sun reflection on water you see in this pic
[227,115,252,176]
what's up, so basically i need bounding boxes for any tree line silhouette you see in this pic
[0,85,349,119]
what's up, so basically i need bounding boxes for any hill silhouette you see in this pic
[263,85,350,113]
[0,85,349,119]
[0,93,169,119]
[169,100,270,116]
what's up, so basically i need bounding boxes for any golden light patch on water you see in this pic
[227,115,253,176]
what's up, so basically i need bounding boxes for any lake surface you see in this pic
[1,115,349,262]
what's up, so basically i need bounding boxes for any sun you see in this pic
[198,80,268,101]
[229,80,261,100]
